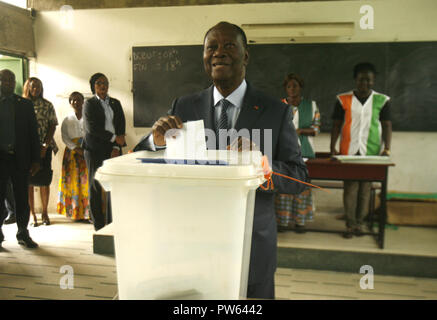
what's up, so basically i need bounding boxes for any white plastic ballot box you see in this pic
[95,150,265,300]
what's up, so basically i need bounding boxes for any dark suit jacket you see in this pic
[134,82,308,285]
[12,95,40,170]
[82,96,126,157]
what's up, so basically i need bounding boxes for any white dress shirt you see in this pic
[61,113,84,150]
[213,79,247,129]
[96,95,116,143]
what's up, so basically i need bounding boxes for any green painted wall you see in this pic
[0,56,24,95]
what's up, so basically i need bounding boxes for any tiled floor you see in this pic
[0,214,117,300]
[275,268,437,300]
[1,213,436,300]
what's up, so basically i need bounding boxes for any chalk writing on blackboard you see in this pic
[133,48,182,72]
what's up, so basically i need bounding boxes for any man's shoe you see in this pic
[4,214,16,225]
[354,226,365,237]
[17,236,38,249]
[343,228,354,239]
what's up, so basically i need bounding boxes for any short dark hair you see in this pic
[89,72,107,94]
[283,73,304,89]
[0,69,15,79]
[204,21,248,49]
[69,91,84,104]
[353,62,377,78]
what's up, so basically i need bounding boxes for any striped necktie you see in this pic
[216,99,232,136]
[215,99,232,149]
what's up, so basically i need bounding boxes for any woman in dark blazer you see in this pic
[82,73,126,231]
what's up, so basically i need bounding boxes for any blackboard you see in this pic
[132,42,437,131]
[132,46,210,126]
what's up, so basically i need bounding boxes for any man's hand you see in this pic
[115,135,126,146]
[330,148,340,157]
[74,147,84,156]
[330,120,342,158]
[111,148,120,158]
[152,115,183,147]
[40,146,48,158]
[30,162,40,176]
[227,137,260,152]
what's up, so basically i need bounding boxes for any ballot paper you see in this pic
[165,120,207,160]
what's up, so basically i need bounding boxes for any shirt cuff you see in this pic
[110,135,116,143]
[147,134,166,151]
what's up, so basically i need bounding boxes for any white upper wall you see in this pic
[30,0,437,210]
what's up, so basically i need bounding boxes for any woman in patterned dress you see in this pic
[23,77,59,226]
[57,92,90,221]
[275,73,321,233]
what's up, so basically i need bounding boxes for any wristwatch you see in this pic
[42,142,48,148]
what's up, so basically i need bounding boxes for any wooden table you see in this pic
[306,154,395,249]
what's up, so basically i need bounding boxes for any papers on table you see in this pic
[334,155,393,164]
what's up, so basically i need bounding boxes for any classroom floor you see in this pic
[278,210,437,257]
[0,214,117,300]
[1,213,436,300]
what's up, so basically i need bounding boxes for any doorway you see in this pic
[0,52,29,96]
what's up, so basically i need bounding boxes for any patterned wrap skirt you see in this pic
[275,189,314,227]
[57,139,90,220]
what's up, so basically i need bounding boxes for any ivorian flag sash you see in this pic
[338,90,389,156]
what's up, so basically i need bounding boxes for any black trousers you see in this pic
[2,178,15,217]
[247,274,275,300]
[84,149,112,231]
[0,154,31,239]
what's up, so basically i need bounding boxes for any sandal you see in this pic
[354,226,365,237]
[42,214,51,226]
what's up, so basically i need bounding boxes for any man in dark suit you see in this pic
[82,73,126,231]
[0,69,40,249]
[134,22,308,299]
[2,179,16,224]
